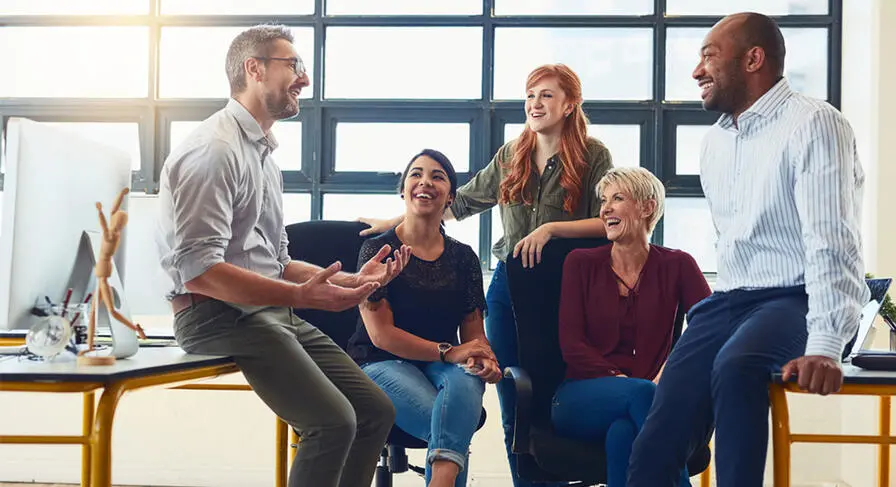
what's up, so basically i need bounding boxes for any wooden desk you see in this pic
[770,365,896,487]
[0,348,239,487]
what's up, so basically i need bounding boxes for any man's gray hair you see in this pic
[226,24,294,95]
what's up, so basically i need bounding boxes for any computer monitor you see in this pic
[843,277,893,360]
[0,118,135,351]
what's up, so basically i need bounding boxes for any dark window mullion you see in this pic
[475,0,495,266]
[653,0,666,246]
[311,0,325,219]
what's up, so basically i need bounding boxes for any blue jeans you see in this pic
[553,377,690,487]
[627,286,809,487]
[362,360,485,487]
[487,261,566,487]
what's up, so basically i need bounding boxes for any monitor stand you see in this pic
[64,230,138,360]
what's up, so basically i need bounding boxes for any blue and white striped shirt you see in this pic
[700,78,870,361]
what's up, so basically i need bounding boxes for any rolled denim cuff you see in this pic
[427,448,466,471]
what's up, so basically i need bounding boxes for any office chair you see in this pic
[503,238,712,485]
[285,219,485,487]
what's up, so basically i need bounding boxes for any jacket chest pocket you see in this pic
[542,194,570,222]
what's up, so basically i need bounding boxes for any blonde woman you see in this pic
[553,167,710,487]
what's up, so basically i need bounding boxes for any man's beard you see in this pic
[703,59,748,115]
[264,90,299,120]
[703,77,747,115]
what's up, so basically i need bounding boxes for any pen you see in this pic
[60,288,72,319]
[70,292,92,327]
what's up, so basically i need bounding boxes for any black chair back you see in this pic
[506,237,610,482]
[286,220,371,349]
[284,219,430,452]
[507,238,609,427]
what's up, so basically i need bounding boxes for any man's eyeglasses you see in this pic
[253,56,307,77]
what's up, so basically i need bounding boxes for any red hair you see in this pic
[499,64,590,214]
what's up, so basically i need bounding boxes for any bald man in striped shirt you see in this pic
[627,12,870,487]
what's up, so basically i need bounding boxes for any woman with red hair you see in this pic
[361,64,612,486]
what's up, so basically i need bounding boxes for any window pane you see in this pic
[170,120,302,171]
[496,0,652,16]
[325,28,482,99]
[283,193,312,224]
[666,28,829,101]
[324,194,406,222]
[445,217,480,260]
[0,0,148,15]
[161,0,313,15]
[325,194,480,256]
[504,124,640,167]
[327,0,480,15]
[675,125,711,175]
[0,27,148,98]
[336,123,470,173]
[662,197,717,273]
[44,123,141,171]
[160,27,314,99]
[494,28,653,100]
[666,0,827,15]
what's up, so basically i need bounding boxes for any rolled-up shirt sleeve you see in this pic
[450,144,506,221]
[278,225,291,268]
[169,140,240,284]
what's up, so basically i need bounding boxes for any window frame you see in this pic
[0,0,843,270]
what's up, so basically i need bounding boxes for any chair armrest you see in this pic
[503,366,533,454]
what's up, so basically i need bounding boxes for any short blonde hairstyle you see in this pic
[596,167,666,233]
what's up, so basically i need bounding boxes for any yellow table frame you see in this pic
[1,361,243,487]
[1,333,303,487]
[770,382,895,487]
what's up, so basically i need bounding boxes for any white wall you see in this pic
[841,0,896,483]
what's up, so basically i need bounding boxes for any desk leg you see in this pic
[699,437,712,487]
[770,384,791,487]
[276,417,288,487]
[81,392,95,487]
[91,384,125,487]
[880,396,891,487]
[290,428,299,463]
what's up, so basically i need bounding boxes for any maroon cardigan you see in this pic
[558,245,711,381]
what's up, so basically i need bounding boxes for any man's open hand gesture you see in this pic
[354,244,412,289]
[293,262,380,311]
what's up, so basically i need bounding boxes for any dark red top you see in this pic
[558,245,711,381]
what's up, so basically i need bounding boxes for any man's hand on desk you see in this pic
[781,355,844,396]
[294,261,380,312]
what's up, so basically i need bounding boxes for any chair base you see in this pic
[374,465,392,487]
[374,444,426,487]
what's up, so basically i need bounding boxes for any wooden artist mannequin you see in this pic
[78,187,146,365]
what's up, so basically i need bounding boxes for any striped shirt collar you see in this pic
[716,77,793,130]
[225,98,279,152]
